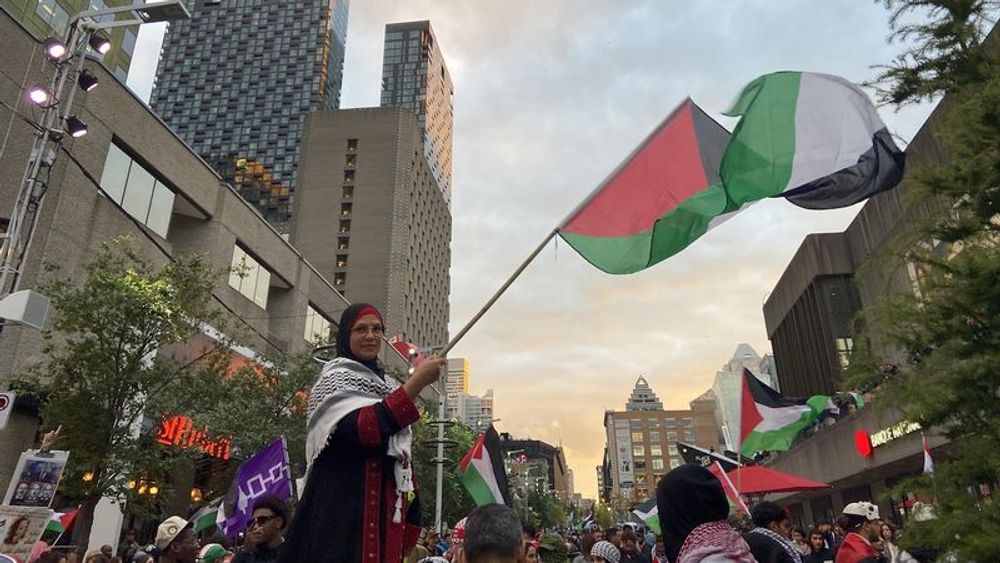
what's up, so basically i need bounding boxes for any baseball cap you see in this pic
[155,515,190,550]
[197,543,227,563]
[842,501,880,521]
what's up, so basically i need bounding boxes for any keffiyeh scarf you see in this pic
[748,527,803,563]
[676,521,756,563]
[305,357,413,522]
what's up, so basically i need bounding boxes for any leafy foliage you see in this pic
[410,409,478,530]
[847,2,1000,559]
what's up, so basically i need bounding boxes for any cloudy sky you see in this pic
[129,1,937,500]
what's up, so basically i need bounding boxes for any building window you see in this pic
[337,237,349,250]
[342,186,354,199]
[344,170,355,183]
[684,431,696,442]
[683,418,694,428]
[36,0,70,36]
[340,203,352,217]
[632,445,644,457]
[339,219,350,233]
[652,459,664,471]
[836,337,854,369]
[650,445,662,457]
[665,419,677,428]
[122,28,137,57]
[333,273,346,286]
[304,304,331,344]
[649,431,660,443]
[346,138,358,151]
[335,254,347,268]
[669,458,681,469]
[99,143,175,238]
[666,431,678,441]
[228,245,270,309]
[630,431,643,443]
[345,154,357,167]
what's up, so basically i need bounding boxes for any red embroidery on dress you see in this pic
[357,406,381,448]
[384,481,405,563]
[362,460,382,563]
[384,387,420,427]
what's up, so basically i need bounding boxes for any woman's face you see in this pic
[349,314,383,361]
[881,524,893,541]
[792,530,804,543]
[525,545,537,562]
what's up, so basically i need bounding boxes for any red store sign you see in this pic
[156,415,231,461]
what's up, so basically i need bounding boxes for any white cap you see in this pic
[155,515,190,550]
[842,501,880,521]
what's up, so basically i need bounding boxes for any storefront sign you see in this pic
[156,415,231,461]
[869,420,921,448]
[854,429,873,457]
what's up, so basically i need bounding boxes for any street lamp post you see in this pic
[0,1,190,317]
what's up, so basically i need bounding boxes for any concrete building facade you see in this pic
[380,21,454,204]
[290,107,451,350]
[446,357,470,397]
[603,378,719,502]
[0,11,414,551]
[500,434,572,500]
[151,0,351,227]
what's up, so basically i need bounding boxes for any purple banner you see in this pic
[220,437,291,537]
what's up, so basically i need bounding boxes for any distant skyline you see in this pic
[127,1,939,501]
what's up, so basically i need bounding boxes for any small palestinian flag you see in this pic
[558,99,740,274]
[631,497,660,535]
[740,369,833,456]
[721,71,905,211]
[923,434,934,474]
[707,462,749,515]
[458,426,511,506]
[45,510,77,535]
[191,498,223,533]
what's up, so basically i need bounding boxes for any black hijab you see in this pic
[336,303,385,378]
[657,463,730,563]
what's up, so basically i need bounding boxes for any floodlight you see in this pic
[65,115,88,138]
[88,33,111,55]
[27,84,54,107]
[78,69,99,91]
[43,38,67,61]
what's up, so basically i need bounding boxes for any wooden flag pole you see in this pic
[439,229,558,356]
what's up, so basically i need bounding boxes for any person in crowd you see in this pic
[278,303,446,563]
[816,521,840,553]
[834,517,851,550]
[405,529,431,563]
[618,531,648,563]
[834,502,882,563]
[99,547,113,561]
[197,544,227,563]
[523,526,538,545]
[803,529,834,563]
[744,501,802,563]
[572,534,595,563]
[525,541,539,563]
[117,530,139,563]
[658,464,755,563]
[879,522,915,563]
[234,495,288,563]
[446,518,467,562]
[155,516,199,563]
[36,551,68,563]
[641,532,654,561]
[461,504,522,563]
[537,532,568,563]
[130,551,153,563]
[791,528,810,556]
[605,528,621,549]
[649,536,667,563]
[589,541,620,563]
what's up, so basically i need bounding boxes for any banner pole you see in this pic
[439,230,557,356]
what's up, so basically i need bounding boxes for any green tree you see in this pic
[13,237,229,555]
[410,409,478,530]
[848,1,1000,559]
[594,503,614,530]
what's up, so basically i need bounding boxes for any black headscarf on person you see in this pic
[657,463,730,563]
[336,302,386,379]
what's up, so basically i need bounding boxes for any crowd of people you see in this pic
[9,304,933,563]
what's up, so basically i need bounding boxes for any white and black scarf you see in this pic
[305,357,413,523]
[748,527,803,563]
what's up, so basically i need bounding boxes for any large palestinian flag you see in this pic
[458,426,511,506]
[631,497,660,534]
[740,369,835,456]
[721,71,905,210]
[558,99,738,274]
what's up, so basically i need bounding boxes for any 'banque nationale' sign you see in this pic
[870,420,921,448]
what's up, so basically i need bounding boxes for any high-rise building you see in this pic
[603,378,719,502]
[449,389,494,430]
[380,21,454,204]
[2,0,140,80]
[446,357,470,398]
[500,434,572,499]
[290,107,451,349]
[151,0,350,228]
[626,376,664,411]
[711,344,782,451]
